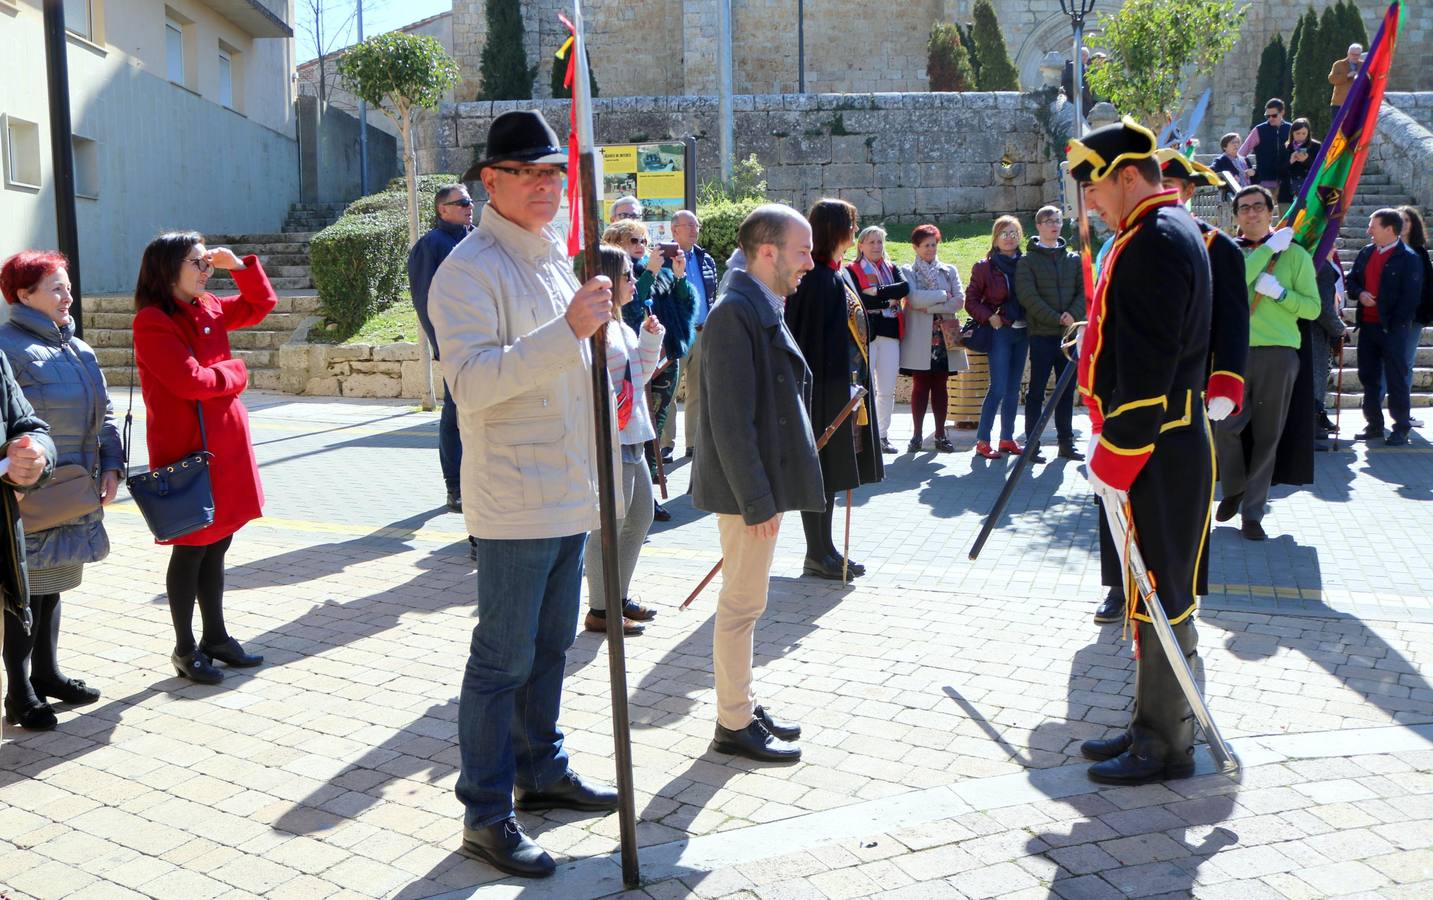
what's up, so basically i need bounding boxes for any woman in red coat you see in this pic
[132,232,275,685]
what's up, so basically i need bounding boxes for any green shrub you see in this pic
[384,173,460,196]
[344,191,407,217]
[696,196,765,270]
[928,22,976,92]
[310,210,409,334]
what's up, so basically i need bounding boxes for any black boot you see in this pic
[28,594,100,705]
[1080,731,1131,761]
[1089,619,1197,784]
[172,648,224,684]
[462,817,554,878]
[1058,439,1085,461]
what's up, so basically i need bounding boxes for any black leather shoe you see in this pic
[1386,429,1410,446]
[1240,518,1267,541]
[1093,588,1124,625]
[1088,749,1194,785]
[661,447,675,464]
[622,598,657,622]
[710,719,801,762]
[840,557,866,577]
[172,649,224,685]
[1058,441,1085,461]
[1357,426,1385,442]
[653,501,672,522]
[934,436,955,453]
[906,437,924,453]
[1080,731,1131,761]
[514,771,619,812]
[31,677,100,705]
[200,637,263,668]
[446,491,462,513]
[4,696,57,730]
[1214,492,1243,523]
[754,705,801,741]
[802,554,849,580]
[461,818,554,878]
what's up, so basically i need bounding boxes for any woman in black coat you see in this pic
[1280,118,1320,205]
[784,199,883,580]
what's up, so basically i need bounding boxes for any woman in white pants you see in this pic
[846,226,910,453]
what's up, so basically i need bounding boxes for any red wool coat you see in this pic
[132,257,276,545]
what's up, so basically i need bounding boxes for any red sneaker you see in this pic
[998,439,1024,454]
[974,441,1001,460]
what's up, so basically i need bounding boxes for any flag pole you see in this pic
[571,2,640,885]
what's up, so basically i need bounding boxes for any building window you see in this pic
[3,115,42,190]
[63,0,91,41]
[166,17,184,84]
[219,50,233,109]
[73,135,99,199]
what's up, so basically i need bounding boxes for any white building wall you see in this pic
[1,0,298,293]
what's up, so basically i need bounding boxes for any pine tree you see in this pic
[1253,34,1288,128]
[550,45,598,100]
[958,22,982,84]
[970,0,1020,91]
[477,0,534,100]
[1338,0,1369,53]
[927,22,976,91]
[1290,7,1323,134]
[1288,10,1306,79]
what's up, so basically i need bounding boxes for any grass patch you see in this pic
[308,298,422,346]
[860,220,992,282]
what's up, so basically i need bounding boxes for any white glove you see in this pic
[1207,396,1236,421]
[1255,272,1285,300]
[1264,227,1294,253]
[1085,430,1100,470]
[1087,463,1129,508]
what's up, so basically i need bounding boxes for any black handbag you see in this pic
[960,318,995,354]
[123,352,216,542]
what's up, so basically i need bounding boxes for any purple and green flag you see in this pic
[1281,0,1405,265]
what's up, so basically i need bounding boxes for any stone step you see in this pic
[78,293,320,315]
[1336,345,1433,366]
[208,252,311,267]
[82,313,312,342]
[98,366,279,391]
[1329,367,1433,392]
[210,264,311,280]
[1327,391,1433,409]
[96,346,277,369]
[206,232,317,245]
[222,243,312,257]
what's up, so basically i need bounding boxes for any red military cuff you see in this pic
[1207,371,1244,415]
[1090,439,1151,492]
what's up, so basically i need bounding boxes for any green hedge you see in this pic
[344,191,407,217]
[385,173,462,197]
[695,196,765,271]
[310,210,409,333]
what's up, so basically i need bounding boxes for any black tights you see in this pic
[800,491,838,561]
[167,536,233,656]
[3,592,63,704]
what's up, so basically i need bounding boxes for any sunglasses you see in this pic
[1266,112,1281,119]
[441,197,474,207]
[629,237,648,246]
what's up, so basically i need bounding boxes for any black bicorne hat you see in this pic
[1067,117,1158,183]
[461,110,567,182]
[1155,148,1221,187]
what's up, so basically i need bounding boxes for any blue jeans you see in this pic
[440,380,462,494]
[1024,334,1075,445]
[977,325,1029,443]
[456,533,586,828]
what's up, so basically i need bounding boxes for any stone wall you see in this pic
[1371,94,1433,215]
[450,0,1431,148]
[279,342,442,400]
[418,92,1060,221]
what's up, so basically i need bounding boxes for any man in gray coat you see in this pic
[691,204,825,762]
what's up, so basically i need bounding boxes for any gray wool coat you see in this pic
[690,269,825,524]
[0,304,122,571]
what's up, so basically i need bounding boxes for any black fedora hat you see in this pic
[461,110,567,182]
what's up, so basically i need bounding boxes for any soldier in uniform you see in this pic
[1067,119,1216,785]
[1091,150,1249,624]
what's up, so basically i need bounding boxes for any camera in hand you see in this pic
[658,241,680,259]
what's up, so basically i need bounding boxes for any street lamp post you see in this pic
[1060,0,1097,140]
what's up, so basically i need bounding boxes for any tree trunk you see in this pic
[400,108,437,411]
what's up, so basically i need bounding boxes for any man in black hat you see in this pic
[428,109,619,878]
[1067,118,1215,785]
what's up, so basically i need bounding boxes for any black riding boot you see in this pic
[1088,618,1198,784]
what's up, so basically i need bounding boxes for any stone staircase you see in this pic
[83,293,323,390]
[204,200,344,293]
[1325,169,1431,408]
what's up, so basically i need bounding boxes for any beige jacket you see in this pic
[428,204,615,540]
[1329,58,1357,107]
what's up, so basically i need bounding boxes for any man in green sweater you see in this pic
[1214,185,1321,541]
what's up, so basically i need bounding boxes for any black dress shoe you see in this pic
[802,554,849,580]
[840,557,866,577]
[30,677,101,705]
[172,649,224,684]
[622,598,656,622]
[1386,429,1410,446]
[1058,441,1085,461]
[514,771,619,812]
[1080,731,1131,761]
[1240,518,1267,541]
[200,637,263,668]
[446,491,462,513]
[906,437,924,453]
[710,719,801,762]
[1093,588,1124,625]
[934,436,955,453]
[754,705,801,741]
[462,818,554,878]
[653,501,672,522]
[1357,426,1385,442]
[1214,492,1243,523]
[1088,749,1194,785]
[4,696,57,730]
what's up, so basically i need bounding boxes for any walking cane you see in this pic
[1332,333,1347,451]
[570,6,639,884]
[648,357,673,500]
[1101,496,1240,775]
[680,387,868,611]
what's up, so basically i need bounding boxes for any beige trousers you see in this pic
[713,513,780,730]
[680,330,704,453]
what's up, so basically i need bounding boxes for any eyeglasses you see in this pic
[629,237,648,246]
[441,197,474,207]
[1038,218,1063,226]
[998,231,1020,240]
[184,256,213,275]
[1234,203,1269,214]
[491,165,566,181]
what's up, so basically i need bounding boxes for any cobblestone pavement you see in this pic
[1,394,1431,899]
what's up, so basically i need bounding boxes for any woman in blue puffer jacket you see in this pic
[0,250,122,731]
